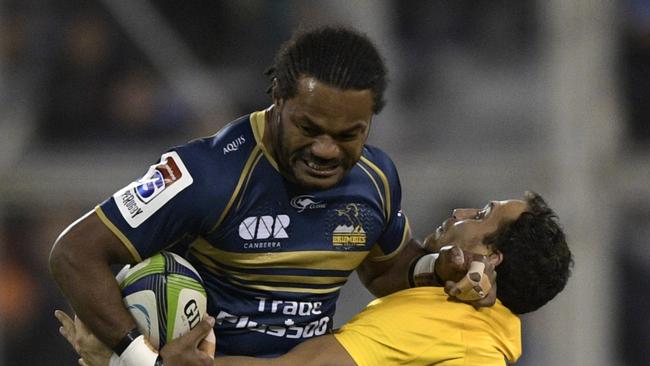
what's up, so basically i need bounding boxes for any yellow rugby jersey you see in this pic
[97,108,409,356]
[334,287,521,366]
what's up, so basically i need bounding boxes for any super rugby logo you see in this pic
[113,151,193,228]
[290,195,326,213]
[135,170,164,202]
[135,157,183,203]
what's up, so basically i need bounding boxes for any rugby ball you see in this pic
[115,251,207,350]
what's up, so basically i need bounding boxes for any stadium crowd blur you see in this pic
[1,1,648,365]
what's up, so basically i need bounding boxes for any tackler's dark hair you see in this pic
[485,191,574,314]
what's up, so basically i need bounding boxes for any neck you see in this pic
[263,106,278,159]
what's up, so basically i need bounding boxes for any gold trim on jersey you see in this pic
[191,247,346,294]
[356,163,386,219]
[250,108,280,172]
[191,237,368,271]
[191,249,348,285]
[368,215,411,262]
[208,146,263,233]
[230,279,343,294]
[235,152,265,211]
[94,206,142,262]
[359,156,391,219]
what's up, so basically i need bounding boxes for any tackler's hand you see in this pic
[434,245,470,283]
[159,316,216,366]
[54,310,112,366]
[442,251,497,308]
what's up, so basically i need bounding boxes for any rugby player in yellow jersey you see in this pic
[59,191,572,366]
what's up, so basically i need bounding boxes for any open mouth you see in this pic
[300,159,341,178]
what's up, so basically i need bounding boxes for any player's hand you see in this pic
[435,246,498,308]
[55,310,112,366]
[159,316,216,366]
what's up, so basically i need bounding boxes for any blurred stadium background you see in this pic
[1,0,648,365]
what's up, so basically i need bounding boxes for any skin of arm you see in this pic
[214,335,355,366]
[49,211,139,348]
[357,236,498,307]
[356,236,428,298]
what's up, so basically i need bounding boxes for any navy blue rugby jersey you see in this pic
[97,108,410,356]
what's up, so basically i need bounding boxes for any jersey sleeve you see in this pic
[361,147,410,262]
[96,123,254,262]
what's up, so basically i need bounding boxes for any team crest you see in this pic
[331,203,367,246]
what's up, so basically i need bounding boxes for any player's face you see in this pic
[423,199,529,255]
[273,76,373,190]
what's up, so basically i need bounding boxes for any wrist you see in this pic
[113,329,162,366]
[411,253,443,287]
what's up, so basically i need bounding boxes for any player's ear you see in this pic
[488,250,503,266]
[271,78,283,107]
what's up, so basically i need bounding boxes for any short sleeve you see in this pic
[359,147,410,262]
[97,149,214,261]
[97,115,259,261]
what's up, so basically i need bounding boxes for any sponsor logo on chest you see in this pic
[215,297,330,339]
[238,215,290,249]
[290,195,326,213]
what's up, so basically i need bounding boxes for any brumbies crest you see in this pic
[331,203,367,246]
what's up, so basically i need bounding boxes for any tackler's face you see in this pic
[424,199,529,255]
[272,76,373,190]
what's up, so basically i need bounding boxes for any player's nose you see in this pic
[452,208,476,220]
[310,135,340,161]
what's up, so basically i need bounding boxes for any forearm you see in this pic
[215,356,280,366]
[214,335,354,366]
[359,238,427,297]
[50,211,138,348]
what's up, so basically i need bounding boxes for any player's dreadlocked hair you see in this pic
[484,191,573,314]
[266,26,388,114]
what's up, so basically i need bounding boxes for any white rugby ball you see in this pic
[115,251,207,350]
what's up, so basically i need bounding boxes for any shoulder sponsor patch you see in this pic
[113,151,193,228]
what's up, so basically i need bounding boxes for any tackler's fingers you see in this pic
[198,328,216,360]
[55,310,78,351]
[450,261,493,301]
[197,316,216,359]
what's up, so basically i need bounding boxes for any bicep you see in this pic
[51,210,136,270]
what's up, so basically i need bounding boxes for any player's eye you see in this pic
[300,125,319,137]
[474,210,484,220]
[338,132,358,141]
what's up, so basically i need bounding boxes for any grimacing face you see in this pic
[423,199,529,258]
[269,76,374,190]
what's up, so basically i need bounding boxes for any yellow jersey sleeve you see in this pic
[334,287,521,366]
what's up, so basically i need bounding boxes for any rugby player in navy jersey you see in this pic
[50,26,496,366]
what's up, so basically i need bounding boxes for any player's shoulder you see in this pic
[178,114,256,159]
[162,112,263,193]
[360,144,399,178]
[170,112,263,173]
